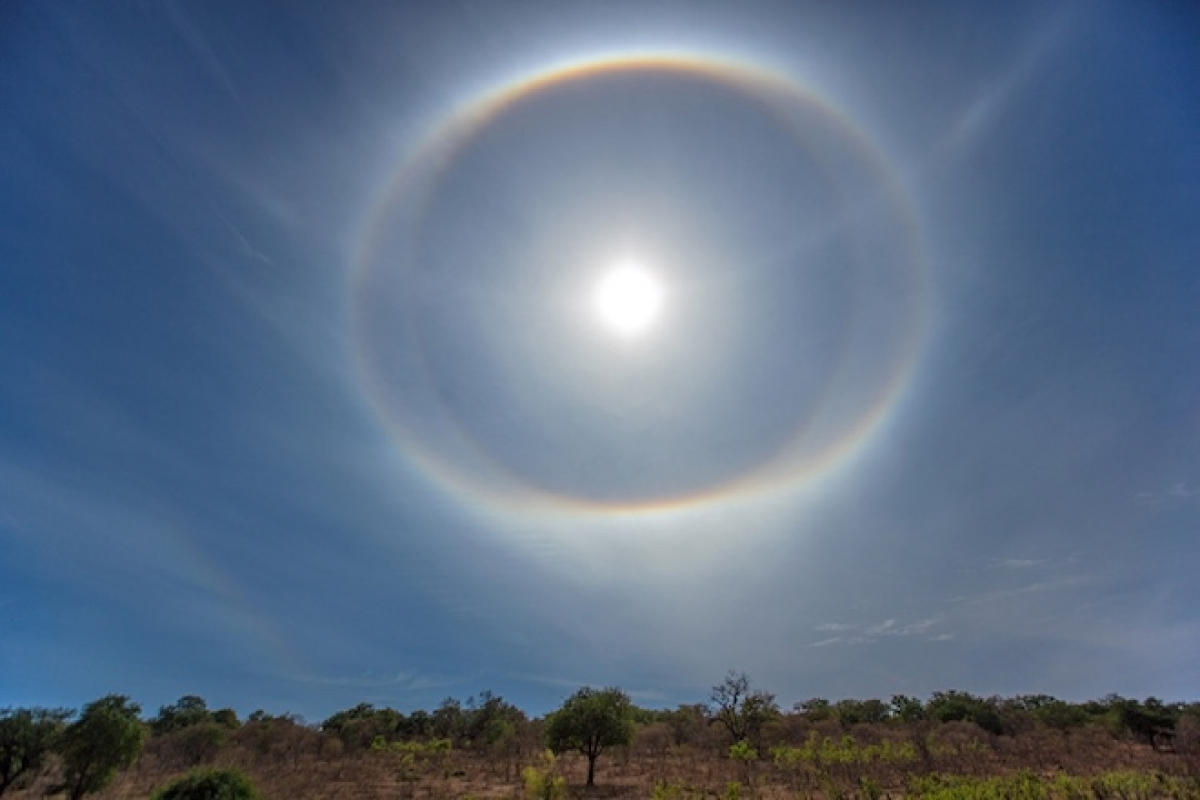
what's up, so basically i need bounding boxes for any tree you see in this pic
[54,695,145,800]
[152,696,212,735]
[662,703,708,746]
[926,691,1004,736]
[795,697,833,722]
[321,703,403,750]
[463,691,525,750]
[1104,695,1178,747]
[710,672,778,745]
[890,694,925,724]
[0,707,71,797]
[431,697,466,745]
[151,696,238,767]
[152,766,260,800]
[833,698,890,725]
[211,708,239,730]
[545,687,634,786]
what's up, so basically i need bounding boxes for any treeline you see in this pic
[3,674,1199,799]
[317,681,1197,755]
[320,690,526,751]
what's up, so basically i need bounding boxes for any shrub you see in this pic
[152,767,260,800]
[728,739,758,762]
[522,750,566,800]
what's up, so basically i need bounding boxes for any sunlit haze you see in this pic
[591,262,664,339]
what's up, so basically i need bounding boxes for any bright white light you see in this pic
[591,261,664,339]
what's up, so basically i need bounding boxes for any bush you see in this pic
[522,751,566,800]
[152,767,260,800]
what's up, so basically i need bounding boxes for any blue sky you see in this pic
[2,1,1198,722]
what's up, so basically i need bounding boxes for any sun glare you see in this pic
[591,261,664,339]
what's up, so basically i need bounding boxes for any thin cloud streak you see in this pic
[811,617,947,647]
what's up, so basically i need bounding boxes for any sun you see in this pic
[591,261,664,339]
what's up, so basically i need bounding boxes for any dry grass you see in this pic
[10,718,1198,800]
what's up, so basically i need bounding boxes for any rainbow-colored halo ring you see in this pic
[350,51,928,523]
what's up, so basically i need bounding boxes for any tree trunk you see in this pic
[587,752,596,786]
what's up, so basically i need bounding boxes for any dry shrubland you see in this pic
[5,689,1199,800]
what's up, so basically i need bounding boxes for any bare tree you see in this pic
[710,671,778,744]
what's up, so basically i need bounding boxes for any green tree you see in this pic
[431,697,466,745]
[890,694,925,723]
[1010,695,1088,732]
[0,707,71,796]
[833,698,890,725]
[399,709,432,739]
[925,691,1004,736]
[710,672,778,745]
[321,703,403,750]
[210,708,239,730]
[152,766,260,800]
[54,695,145,800]
[152,696,218,736]
[545,687,634,786]
[1103,695,1178,747]
[796,697,833,722]
[464,691,525,749]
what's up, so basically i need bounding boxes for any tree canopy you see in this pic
[0,706,71,797]
[545,687,635,786]
[54,694,145,800]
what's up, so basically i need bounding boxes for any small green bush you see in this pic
[728,739,758,761]
[152,767,260,800]
[522,750,566,800]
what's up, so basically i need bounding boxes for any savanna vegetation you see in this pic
[3,673,1198,799]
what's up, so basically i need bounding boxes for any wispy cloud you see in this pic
[1136,482,1199,506]
[285,670,467,693]
[810,617,945,647]
[950,575,1090,606]
[979,552,1082,572]
[162,0,242,104]
[989,558,1047,570]
[939,5,1074,153]
[810,637,844,648]
[217,212,274,265]
[512,672,602,692]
